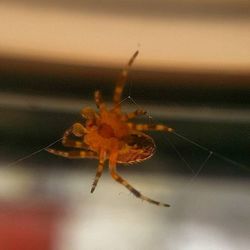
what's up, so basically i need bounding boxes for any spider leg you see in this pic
[64,123,86,138]
[46,148,98,159]
[94,90,106,111]
[113,50,139,111]
[109,153,170,207]
[121,109,146,121]
[81,107,96,120]
[62,137,88,149]
[61,123,88,149]
[127,123,174,133]
[90,150,106,193]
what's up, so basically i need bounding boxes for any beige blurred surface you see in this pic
[0,2,250,72]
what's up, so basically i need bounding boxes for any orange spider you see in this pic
[47,51,174,207]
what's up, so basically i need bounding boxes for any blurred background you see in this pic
[0,1,250,250]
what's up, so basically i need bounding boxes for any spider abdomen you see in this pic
[117,133,156,164]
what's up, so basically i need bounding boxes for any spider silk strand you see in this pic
[6,137,63,168]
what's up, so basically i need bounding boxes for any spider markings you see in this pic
[46,51,174,207]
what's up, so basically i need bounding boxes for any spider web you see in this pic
[119,90,250,182]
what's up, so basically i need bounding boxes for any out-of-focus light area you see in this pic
[0,0,250,71]
[0,1,249,250]
[0,168,249,250]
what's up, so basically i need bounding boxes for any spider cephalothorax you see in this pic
[47,51,173,207]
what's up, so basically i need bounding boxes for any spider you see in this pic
[47,51,174,207]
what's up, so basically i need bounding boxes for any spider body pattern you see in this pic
[47,51,173,207]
